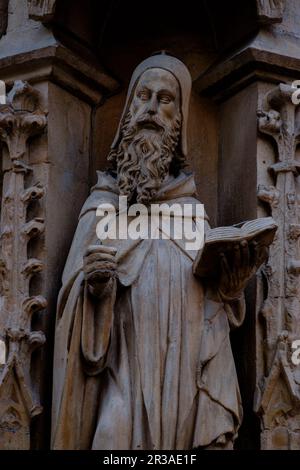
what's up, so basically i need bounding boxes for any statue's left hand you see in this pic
[218,240,269,301]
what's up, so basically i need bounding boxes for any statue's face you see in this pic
[109,67,183,204]
[129,68,181,132]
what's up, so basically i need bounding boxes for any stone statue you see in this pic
[51,54,273,450]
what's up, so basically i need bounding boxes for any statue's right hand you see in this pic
[83,245,117,296]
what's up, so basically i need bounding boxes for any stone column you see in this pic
[0,0,118,449]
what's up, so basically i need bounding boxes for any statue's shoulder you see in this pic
[92,170,118,193]
[79,170,119,219]
[157,170,198,201]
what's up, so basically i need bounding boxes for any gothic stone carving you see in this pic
[256,84,300,449]
[27,0,57,22]
[257,0,285,24]
[0,81,47,449]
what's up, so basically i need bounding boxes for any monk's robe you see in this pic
[51,171,245,450]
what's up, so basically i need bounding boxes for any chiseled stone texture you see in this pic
[0,0,55,59]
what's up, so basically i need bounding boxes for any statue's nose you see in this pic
[147,96,157,115]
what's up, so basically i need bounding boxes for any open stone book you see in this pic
[193,216,278,278]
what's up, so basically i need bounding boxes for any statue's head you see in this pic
[108,53,192,204]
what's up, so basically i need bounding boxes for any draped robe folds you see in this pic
[51,171,245,450]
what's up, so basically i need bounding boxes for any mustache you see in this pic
[135,113,166,131]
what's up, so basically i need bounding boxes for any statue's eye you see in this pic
[138,90,150,101]
[159,94,172,104]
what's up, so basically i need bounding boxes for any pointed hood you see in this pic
[111,53,192,158]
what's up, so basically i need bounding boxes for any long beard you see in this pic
[108,111,182,204]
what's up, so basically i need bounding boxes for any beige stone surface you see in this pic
[0,0,56,59]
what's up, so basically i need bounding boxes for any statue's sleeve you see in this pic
[204,219,246,329]
[223,295,246,329]
[52,176,119,448]
[81,280,117,375]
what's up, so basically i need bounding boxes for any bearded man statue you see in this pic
[51,54,269,450]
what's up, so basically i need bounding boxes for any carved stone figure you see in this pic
[51,54,273,450]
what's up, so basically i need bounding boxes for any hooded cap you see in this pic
[111,53,192,158]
